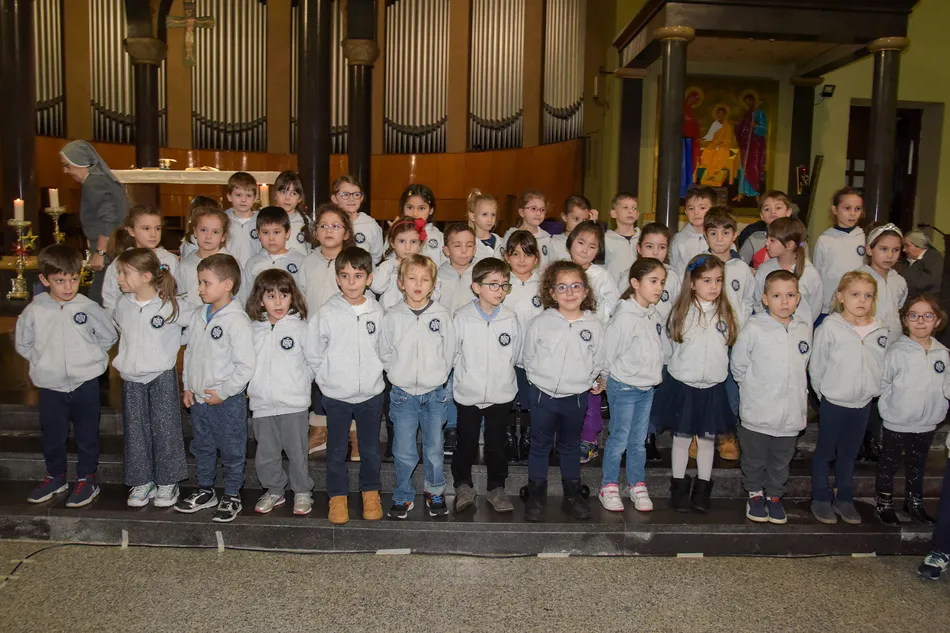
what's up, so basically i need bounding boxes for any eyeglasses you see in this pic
[523,205,546,214]
[553,282,587,294]
[907,311,936,322]
[336,192,363,200]
[478,282,512,293]
[318,223,345,232]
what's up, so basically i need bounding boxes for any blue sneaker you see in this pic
[65,476,100,508]
[27,474,68,503]
[425,492,448,517]
[745,493,768,523]
[918,551,950,580]
[766,497,787,524]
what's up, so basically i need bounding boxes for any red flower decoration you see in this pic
[413,217,428,243]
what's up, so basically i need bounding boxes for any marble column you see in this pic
[297,0,332,212]
[343,39,379,214]
[865,37,909,223]
[654,26,694,228]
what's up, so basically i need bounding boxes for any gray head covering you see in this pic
[60,139,119,183]
[904,230,932,250]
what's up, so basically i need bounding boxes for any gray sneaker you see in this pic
[811,500,837,524]
[833,499,862,525]
[455,484,476,512]
[486,487,514,513]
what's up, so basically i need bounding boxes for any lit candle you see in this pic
[13,199,24,223]
[260,184,270,207]
[49,188,60,208]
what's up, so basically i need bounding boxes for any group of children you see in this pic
[15,171,949,534]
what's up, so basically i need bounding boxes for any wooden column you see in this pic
[344,0,378,210]
[787,76,822,226]
[266,0,292,155]
[617,70,648,196]
[654,26,693,228]
[63,0,91,140]
[522,0,545,148]
[446,0,471,153]
[165,0,191,149]
[297,0,332,209]
[865,37,909,223]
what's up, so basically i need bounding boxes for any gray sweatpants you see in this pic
[252,411,314,495]
[738,426,797,498]
[123,369,188,487]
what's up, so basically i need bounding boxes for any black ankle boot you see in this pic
[857,436,880,463]
[670,475,693,512]
[876,492,901,525]
[646,433,662,463]
[691,478,714,513]
[524,480,547,522]
[384,422,394,462]
[562,478,591,520]
[905,492,936,524]
[505,425,518,463]
[519,414,531,462]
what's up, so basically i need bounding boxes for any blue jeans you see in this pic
[528,385,587,482]
[323,393,384,497]
[602,378,655,487]
[444,371,457,430]
[811,398,871,502]
[390,384,448,504]
[189,393,248,496]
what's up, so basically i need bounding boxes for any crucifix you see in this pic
[166,1,215,67]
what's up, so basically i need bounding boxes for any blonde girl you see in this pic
[467,189,501,262]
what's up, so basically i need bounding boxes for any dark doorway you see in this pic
[846,105,922,230]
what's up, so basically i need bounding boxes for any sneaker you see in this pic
[580,441,600,464]
[443,428,457,456]
[212,495,242,523]
[746,493,769,523]
[833,499,862,525]
[362,491,384,520]
[629,482,654,512]
[65,476,100,508]
[486,487,514,513]
[598,483,625,512]
[918,550,950,580]
[308,422,328,454]
[293,493,313,516]
[127,482,156,508]
[455,484,476,512]
[174,487,218,514]
[388,500,414,520]
[811,500,837,524]
[425,492,448,517]
[27,474,68,504]
[255,492,286,514]
[154,484,180,508]
[766,497,787,524]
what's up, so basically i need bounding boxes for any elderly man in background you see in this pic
[899,230,943,297]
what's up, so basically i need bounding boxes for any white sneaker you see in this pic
[255,492,286,514]
[598,483,625,512]
[293,493,313,516]
[127,482,156,507]
[153,484,179,508]
[629,482,653,512]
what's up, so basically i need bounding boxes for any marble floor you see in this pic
[0,540,948,632]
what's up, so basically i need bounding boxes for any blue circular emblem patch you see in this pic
[73,312,87,325]
[250,229,258,239]
[499,333,512,347]
[366,320,376,335]
[355,232,366,244]
[297,232,306,243]
[799,341,809,354]
[532,296,542,308]
[661,290,670,302]
[877,335,887,348]
[542,245,548,256]
[287,263,299,274]
[429,318,441,332]
[857,245,866,256]
[580,329,592,342]
[427,238,438,249]
[656,323,662,336]
[150,315,165,329]
[211,326,223,340]
[936,360,946,374]
[280,336,294,350]
[731,279,740,292]
[716,320,728,334]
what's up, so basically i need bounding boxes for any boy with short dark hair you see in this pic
[239,206,307,305]
[16,244,118,507]
[225,171,262,267]
[670,185,715,274]
[331,175,383,263]
[604,192,641,290]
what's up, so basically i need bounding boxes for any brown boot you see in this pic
[308,424,327,454]
[328,495,349,525]
[362,491,383,521]
[688,436,697,460]
[349,430,360,462]
[718,434,740,460]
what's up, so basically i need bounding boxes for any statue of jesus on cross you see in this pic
[166,1,215,67]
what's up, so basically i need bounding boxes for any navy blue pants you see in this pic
[811,398,871,502]
[323,392,384,497]
[528,385,587,482]
[39,379,101,478]
[932,457,950,553]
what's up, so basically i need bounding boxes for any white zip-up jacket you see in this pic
[813,226,866,314]
[809,312,888,408]
[378,300,456,395]
[668,301,731,388]
[226,209,262,268]
[522,309,606,398]
[301,248,341,313]
[474,233,501,262]
[307,294,386,403]
[15,293,118,393]
[500,226,553,268]
[247,315,312,416]
[102,246,180,311]
[437,262,475,315]
[879,335,950,433]
[604,228,641,291]
[859,264,908,346]
[504,271,543,361]
[722,252,758,327]
[286,210,312,256]
[371,255,442,310]
[658,262,682,364]
[178,247,232,313]
[182,300,256,401]
[731,312,813,436]
[605,298,664,389]
[112,294,186,383]
[351,212,384,263]
[452,302,522,408]
[754,258,823,325]
[549,233,570,263]
[180,235,198,261]
[240,249,307,305]
[420,223,445,268]
[585,263,620,325]
[670,225,708,276]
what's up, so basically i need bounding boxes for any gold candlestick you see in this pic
[7,219,33,300]
[44,206,67,244]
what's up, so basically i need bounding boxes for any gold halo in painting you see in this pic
[740,89,760,106]
[712,103,731,118]
[685,86,704,108]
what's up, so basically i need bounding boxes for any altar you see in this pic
[112,170,282,186]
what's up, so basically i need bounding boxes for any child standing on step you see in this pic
[113,249,188,509]
[809,271,887,526]
[379,254,456,519]
[308,247,387,525]
[754,217,823,324]
[17,245,118,507]
[670,185,714,275]
[224,172,262,268]
[875,294,950,526]
[652,254,738,513]
[180,195,219,261]
[599,258,666,513]
[604,192,641,290]
[245,270,314,517]
[451,257,521,514]
[273,170,313,257]
[468,189,501,262]
[731,270,812,525]
[521,261,606,522]
[400,184,445,267]
[331,175,383,263]
[102,205,180,311]
[175,254,256,523]
[499,190,553,268]
[812,187,865,327]
[179,204,230,313]
[550,195,596,263]
[240,207,308,306]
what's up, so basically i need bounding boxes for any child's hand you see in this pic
[203,389,224,405]
[589,209,599,221]
[183,390,194,408]
[590,378,606,395]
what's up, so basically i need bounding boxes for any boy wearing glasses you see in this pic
[450,257,521,514]
[332,175,383,263]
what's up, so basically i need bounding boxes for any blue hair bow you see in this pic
[686,255,709,273]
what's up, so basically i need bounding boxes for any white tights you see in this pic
[671,434,715,480]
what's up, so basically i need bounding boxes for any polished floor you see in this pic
[0,540,948,632]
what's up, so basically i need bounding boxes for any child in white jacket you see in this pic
[812,186,865,325]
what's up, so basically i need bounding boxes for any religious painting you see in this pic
[676,76,779,209]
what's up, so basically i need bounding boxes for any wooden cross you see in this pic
[166,1,215,67]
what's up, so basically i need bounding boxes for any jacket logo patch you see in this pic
[287,263,299,274]
[531,295,542,308]
[73,312,88,325]
[857,245,866,256]
[150,315,165,329]
[427,238,438,249]
[280,336,294,350]
[877,335,887,348]
[355,232,366,244]
[429,318,441,332]
[499,333,512,346]
[936,360,946,374]
[211,325,223,340]
[716,320,728,334]
[661,290,670,302]
[798,341,809,354]
[250,229,258,239]
[366,320,376,334]
[731,279,740,292]
[580,329,592,342]
[542,245,548,256]
[656,323,663,336]
[297,232,306,243]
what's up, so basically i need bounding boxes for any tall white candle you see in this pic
[49,188,60,208]
[260,184,270,207]
[13,199,24,223]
